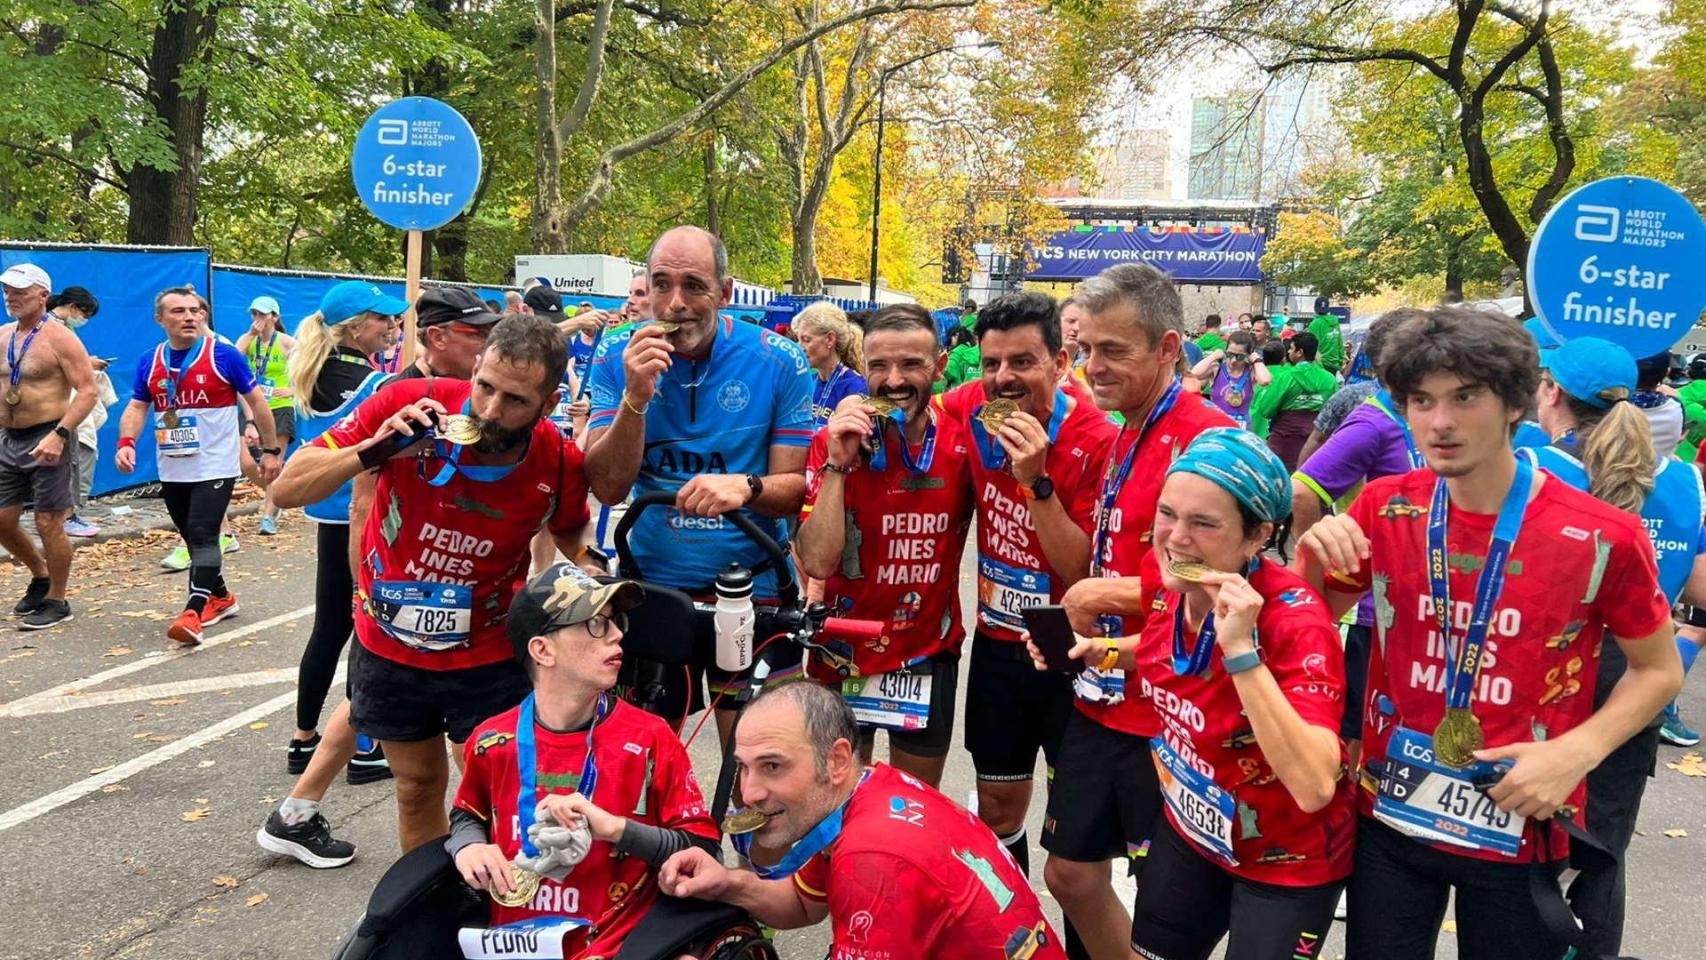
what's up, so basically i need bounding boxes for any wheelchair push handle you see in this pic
[818,616,884,646]
[612,491,800,608]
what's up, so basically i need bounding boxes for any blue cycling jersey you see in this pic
[588,318,814,598]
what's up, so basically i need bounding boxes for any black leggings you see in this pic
[1131,821,1341,960]
[161,479,234,614]
[296,522,355,732]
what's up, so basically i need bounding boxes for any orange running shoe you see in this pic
[167,609,204,646]
[200,592,240,627]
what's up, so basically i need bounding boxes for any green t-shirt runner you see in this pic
[1307,312,1344,374]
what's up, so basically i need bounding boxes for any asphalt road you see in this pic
[1,511,1703,960]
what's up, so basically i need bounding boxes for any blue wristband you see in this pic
[1222,649,1264,675]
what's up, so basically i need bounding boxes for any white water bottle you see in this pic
[714,564,756,672]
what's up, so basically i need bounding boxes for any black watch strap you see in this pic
[52,425,71,442]
[746,473,765,503]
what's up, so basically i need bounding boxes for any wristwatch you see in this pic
[1021,476,1055,501]
[1222,649,1264,675]
[260,447,282,456]
[52,425,71,443]
[745,473,765,504]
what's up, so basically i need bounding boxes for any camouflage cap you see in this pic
[507,563,643,648]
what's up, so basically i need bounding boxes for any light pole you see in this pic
[867,41,1000,303]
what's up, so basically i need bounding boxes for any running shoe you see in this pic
[160,545,190,571]
[200,592,239,627]
[286,733,321,775]
[64,515,99,538]
[18,599,71,630]
[166,609,204,646]
[1661,702,1701,747]
[256,811,356,869]
[221,533,239,554]
[258,515,278,536]
[12,576,49,615]
[347,735,393,785]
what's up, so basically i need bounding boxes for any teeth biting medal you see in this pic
[722,808,773,835]
[865,395,898,416]
[1167,560,1210,582]
[977,398,1019,432]
[439,414,481,446]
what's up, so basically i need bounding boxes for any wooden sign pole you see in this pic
[401,228,422,367]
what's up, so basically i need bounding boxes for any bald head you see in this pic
[648,226,728,284]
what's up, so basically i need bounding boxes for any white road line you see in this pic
[2,668,298,717]
[0,662,345,833]
[0,604,313,718]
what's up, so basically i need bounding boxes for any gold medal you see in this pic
[4,387,19,405]
[439,414,481,446]
[488,862,542,907]
[1225,389,1244,407]
[163,409,180,429]
[1433,707,1483,769]
[651,320,681,334]
[721,807,772,835]
[976,398,1019,433]
[1166,560,1211,582]
[866,396,898,416]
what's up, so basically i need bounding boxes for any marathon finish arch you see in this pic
[1026,226,1267,284]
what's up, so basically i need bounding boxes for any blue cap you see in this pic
[1540,337,1636,409]
[247,296,281,316]
[317,281,409,326]
[1523,316,1562,351]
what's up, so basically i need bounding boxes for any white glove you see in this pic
[514,800,593,881]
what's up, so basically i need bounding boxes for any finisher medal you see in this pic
[488,862,542,907]
[866,395,898,416]
[651,320,681,334]
[1433,707,1484,769]
[976,398,1019,433]
[163,409,180,429]
[1225,389,1244,407]
[722,808,772,835]
[439,414,481,446]
[1167,560,1211,582]
[4,388,18,405]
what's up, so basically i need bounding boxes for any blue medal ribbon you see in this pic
[1090,376,1183,579]
[158,337,210,412]
[1216,364,1252,416]
[1369,390,1424,469]
[515,692,612,859]
[974,387,1071,470]
[731,767,871,879]
[1426,456,1532,714]
[7,323,42,393]
[868,407,936,474]
[420,401,530,487]
[247,333,278,382]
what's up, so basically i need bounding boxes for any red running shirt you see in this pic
[1132,552,1356,885]
[793,764,1067,960]
[935,382,1116,644]
[316,378,591,671]
[1078,392,1235,736]
[801,416,975,677]
[453,698,717,953]
[1334,469,1671,863]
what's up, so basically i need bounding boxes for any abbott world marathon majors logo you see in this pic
[1528,176,1706,359]
[353,97,483,232]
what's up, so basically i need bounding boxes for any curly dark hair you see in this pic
[975,292,1062,355]
[1376,306,1539,419]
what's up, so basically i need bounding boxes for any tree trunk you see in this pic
[126,0,219,245]
[532,0,567,253]
[1443,237,1464,298]
[792,204,822,294]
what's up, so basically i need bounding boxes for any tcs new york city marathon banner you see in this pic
[1026,226,1268,284]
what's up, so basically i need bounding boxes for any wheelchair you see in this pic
[333,492,877,960]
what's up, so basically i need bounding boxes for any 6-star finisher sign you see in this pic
[1527,176,1706,357]
[351,97,483,364]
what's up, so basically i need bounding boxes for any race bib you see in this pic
[459,917,590,959]
[842,665,932,731]
[976,555,1049,634]
[1153,737,1237,865]
[1372,726,1524,857]
[154,413,201,457]
[257,377,276,401]
[369,580,473,651]
[1072,664,1126,705]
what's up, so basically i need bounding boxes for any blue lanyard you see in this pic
[1090,377,1182,577]
[1370,389,1423,469]
[419,402,529,487]
[973,388,1070,470]
[1426,456,1532,712]
[1217,364,1252,406]
[1170,556,1260,675]
[869,408,937,474]
[247,333,278,376]
[813,364,850,414]
[8,323,42,390]
[515,692,612,859]
[158,338,209,409]
[732,767,870,879]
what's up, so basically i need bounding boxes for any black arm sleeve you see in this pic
[613,820,721,867]
[445,806,490,859]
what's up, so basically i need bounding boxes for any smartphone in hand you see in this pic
[1022,605,1084,673]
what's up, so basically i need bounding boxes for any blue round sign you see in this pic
[351,97,482,231]
[1527,176,1706,358]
